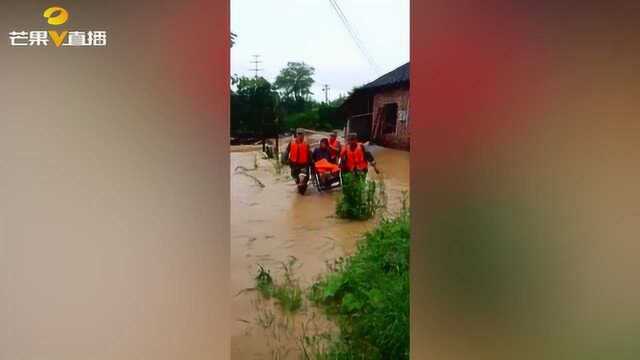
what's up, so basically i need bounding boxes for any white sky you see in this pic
[231,0,410,101]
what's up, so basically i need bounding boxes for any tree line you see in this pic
[230,61,348,142]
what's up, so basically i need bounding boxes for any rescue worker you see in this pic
[340,133,379,176]
[328,131,342,164]
[313,138,340,187]
[283,129,312,194]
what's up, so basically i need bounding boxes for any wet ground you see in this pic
[230,143,409,359]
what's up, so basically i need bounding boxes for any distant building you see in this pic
[340,62,410,150]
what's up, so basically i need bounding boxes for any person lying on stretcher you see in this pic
[312,138,341,187]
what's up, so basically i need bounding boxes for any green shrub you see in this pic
[311,211,410,359]
[336,173,384,220]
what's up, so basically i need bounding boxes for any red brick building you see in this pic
[340,62,410,150]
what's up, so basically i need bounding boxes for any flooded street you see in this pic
[230,144,409,359]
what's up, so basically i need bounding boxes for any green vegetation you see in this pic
[231,62,348,140]
[274,62,316,103]
[283,102,344,132]
[310,210,410,359]
[336,173,385,220]
[255,258,303,313]
[253,209,410,358]
[230,75,279,138]
[255,265,274,298]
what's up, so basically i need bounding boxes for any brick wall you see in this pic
[372,87,410,150]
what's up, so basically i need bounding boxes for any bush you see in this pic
[310,211,410,359]
[336,173,384,220]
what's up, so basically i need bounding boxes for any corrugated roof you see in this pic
[360,62,410,91]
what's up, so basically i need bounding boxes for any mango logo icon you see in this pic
[43,6,69,26]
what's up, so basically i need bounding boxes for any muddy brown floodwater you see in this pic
[230,145,409,359]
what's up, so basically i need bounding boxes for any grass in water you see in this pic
[255,257,303,313]
[256,265,275,298]
[272,155,284,175]
[336,172,385,220]
[309,210,410,359]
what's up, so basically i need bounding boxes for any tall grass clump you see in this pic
[310,210,410,359]
[255,265,275,298]
[336,172,384,220]
[255,258,303,313]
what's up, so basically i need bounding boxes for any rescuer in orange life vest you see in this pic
[313,138,341,187]
[340,133,380,175]
[327,131,342,164]
[283,129,313,193]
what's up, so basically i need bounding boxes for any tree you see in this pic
[230,75,278,139]
[330,94,348,107]
[318,102,345,130]
[274,62,316,103]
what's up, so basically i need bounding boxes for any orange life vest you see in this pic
[342,143,368,171]
[328,138,340,158]
[289,141,309,165]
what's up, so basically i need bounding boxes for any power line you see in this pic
[334,1,377,71]
[250,54,263,78]
[328,0,380,72]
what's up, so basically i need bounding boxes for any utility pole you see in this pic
[250,54,263,78]
[249,54,264,151]
[322,84,330,103]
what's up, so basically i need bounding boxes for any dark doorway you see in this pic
[382,103,398,134]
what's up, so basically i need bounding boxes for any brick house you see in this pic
[340,62,410,150]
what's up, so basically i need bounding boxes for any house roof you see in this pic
[359,62,410,91]
[339,62,410,114]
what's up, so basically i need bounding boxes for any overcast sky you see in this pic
[231,0,409,101]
